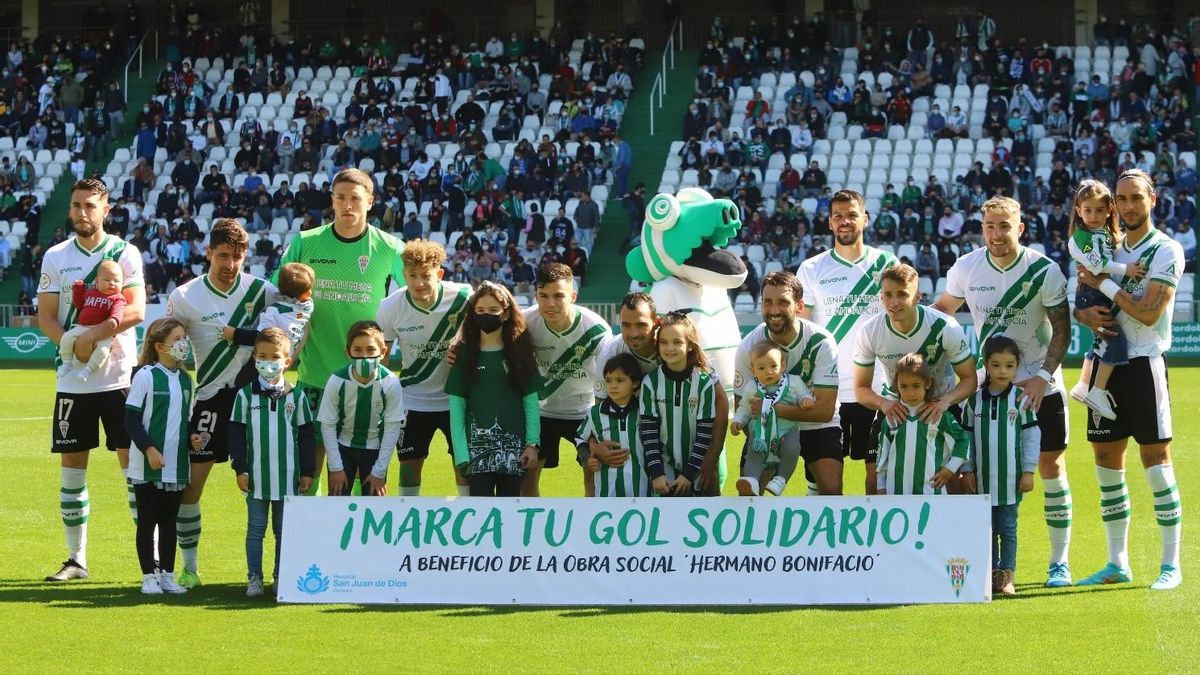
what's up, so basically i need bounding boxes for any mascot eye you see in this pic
[727,204,739,222]
[721,208,730,224]
[645,193,681,231]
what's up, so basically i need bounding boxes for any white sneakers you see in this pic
[737,476,789,496]
[1083,388,1117,420]
[142,571,188,595]
[246,574,265,597]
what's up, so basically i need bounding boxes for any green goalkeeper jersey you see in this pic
[275,223,405,389]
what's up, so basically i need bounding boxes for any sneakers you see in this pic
[764,476,788,496]
[246,574,265,597]
[1082,388,1117,421]
[1045,562,1073,588]
[159,572,188,594]
[1150,564,1182,590]
[1068,380,1089,405]
[1076,562,1133,586]
[177,570,201,589]
[45,559,89,582]
[735,477,760,496]
[141,573,163,595]
[992,569,1016,596]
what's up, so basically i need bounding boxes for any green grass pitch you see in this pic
[1,368,1196,672]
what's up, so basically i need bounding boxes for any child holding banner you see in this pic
[639,312,720,497]
[228,327,316,597]
[446,282,541,497]
[962,335,1040,597]
[581,353,648,497]
[875,353,970,496]
[731,341,814,497]
[318,321,406,497]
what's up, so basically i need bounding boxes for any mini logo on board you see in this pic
[297,564,330,595]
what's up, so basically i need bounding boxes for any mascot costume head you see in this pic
[625,187,747,391]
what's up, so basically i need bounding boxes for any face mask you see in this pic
[167,337,191,362]
[255,358,285,380]
[476,312,503,334]
[353,355,380,379]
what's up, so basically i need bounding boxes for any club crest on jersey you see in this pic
[1008,408,1018,422]
[801,358,811,374]
[244,301,256,316]
[358,255,369,274]
[688,396,698,410]
[1021,281,1033,297]
[285,401,296,417]
[871,270,881,284]
[574,345,588,360]
[946,557,970,597]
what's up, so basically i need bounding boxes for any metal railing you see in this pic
[123,32,151,103]
[647,18,683,137]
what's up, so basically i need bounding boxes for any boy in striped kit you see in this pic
[318,321,406,497]
[581,353,648,498]
[876,354,970,497]
[228,327,316,597]
[124,318,194,595]
[732,341,814,496]
[961,336,1040,596]
[640,313,720,497]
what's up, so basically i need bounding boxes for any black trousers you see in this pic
[133,482,184,574]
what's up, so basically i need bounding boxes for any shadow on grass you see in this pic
[0,578,1144,612]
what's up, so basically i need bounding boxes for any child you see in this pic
[639,312,721,497]
[318,321,406,497]
[732,341,815,496]
[228,327,316,597]
[124,318,194,595]
[445,282,541,497]
[59,259,126,379]
[962,335,1040,597]
[580,353,647,497]
[1067,180,1145,420]
[875,353,970,496]
[224,262,315,354]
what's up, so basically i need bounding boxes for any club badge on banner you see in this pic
[278,496,992,605]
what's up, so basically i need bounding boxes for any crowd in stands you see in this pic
[666,13,1198,309]
[7,15,646,305]
[120,22,642,300]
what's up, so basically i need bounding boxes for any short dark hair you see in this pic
[621,291,656,314]
[536,262,573,287]
[602,353,644,381]
[255,326,292,354]
[831,189,866,212]
[72,177,109,198]
[208,219,250,254]
[761,271,803,300]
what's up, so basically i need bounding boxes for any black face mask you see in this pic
[476,313,503,334]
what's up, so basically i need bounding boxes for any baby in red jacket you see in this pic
[60,260,126,379]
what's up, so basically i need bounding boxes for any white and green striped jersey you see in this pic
[876,405,970,496]
[1112,227,1185,358]
[39,234,145,394]
[580,398,648,497]
[639,366,719,476]
[231,382,315,500]
[125,363,194,485]
[963,384,1040,506]
[524,305,611,419]
[377,282,471,412]
[592,334,659,400]
[733,320,841,430]
[853,305,973,398]
[944,247,1067,389]
[798,246,898,403]
[1069,228,1125,276]
[318,365,406,456]
[167,273,276,400]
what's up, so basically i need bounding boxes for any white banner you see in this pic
[278,496,992,605]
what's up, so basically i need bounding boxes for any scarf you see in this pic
[752,377,789,456]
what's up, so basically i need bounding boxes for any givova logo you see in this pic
[297,564,330,595]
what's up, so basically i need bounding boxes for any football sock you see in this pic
[177,502,201,573]
[1145,464,1182,568]
[1096,465,1130,569]
[60,467,89,568]
[1042,475,1072,565]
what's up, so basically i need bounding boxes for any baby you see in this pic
[60,260,126,379]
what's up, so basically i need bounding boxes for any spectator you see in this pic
[800,160,826,198]
[915,241,939,279]
[564,238,588,281]
[728,255,760,308]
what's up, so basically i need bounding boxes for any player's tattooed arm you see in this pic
[1042,300,1071,374]
[1116,280,1174,327]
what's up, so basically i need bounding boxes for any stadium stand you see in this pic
[95,27,644,306]
[656,14,1197,320]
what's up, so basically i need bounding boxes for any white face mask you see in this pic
[167,337,191,362]
[255,359,285,380]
